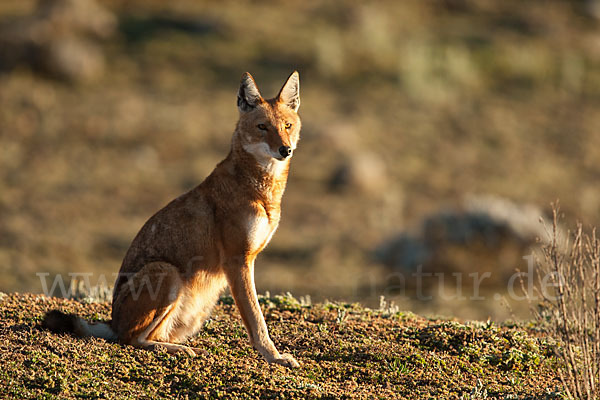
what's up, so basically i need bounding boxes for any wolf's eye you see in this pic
[284,123,292,129]
[257,124,267,131]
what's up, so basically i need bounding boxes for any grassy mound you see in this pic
[0,293,561,399]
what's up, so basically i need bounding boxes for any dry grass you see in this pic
[529,205,600,399]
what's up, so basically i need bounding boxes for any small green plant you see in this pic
[460,379,488,400]
[378,295,399,317]
[67,279,113,303]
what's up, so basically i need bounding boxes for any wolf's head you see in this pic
[235,71,301,165]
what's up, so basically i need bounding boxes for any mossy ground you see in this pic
[0,293,561,399]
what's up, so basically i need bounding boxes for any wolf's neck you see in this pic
[228,146,290,205]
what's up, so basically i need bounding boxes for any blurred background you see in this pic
[1,0,599,320]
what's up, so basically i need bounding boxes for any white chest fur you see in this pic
[247,214,277,253]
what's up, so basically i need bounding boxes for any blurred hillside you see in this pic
[1,0,599,320]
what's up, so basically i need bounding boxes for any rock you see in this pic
[0,0,116,83]
[584,0,600,20]
[374,195,552,287]
[44,37,106,83]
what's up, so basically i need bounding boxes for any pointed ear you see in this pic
[237,72,263,113]
[277,71,300,112]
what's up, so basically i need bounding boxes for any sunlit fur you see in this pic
[43,71,302,368]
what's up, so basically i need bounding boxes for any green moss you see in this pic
[0,293,562,399]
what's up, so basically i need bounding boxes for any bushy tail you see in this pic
[42,310,117,341]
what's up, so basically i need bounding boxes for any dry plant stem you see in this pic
[552,211,580,399]
[592,228,600,395]
[548,208,577,398]
[577,226,593,399]
[531,204,600,399]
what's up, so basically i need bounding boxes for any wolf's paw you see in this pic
[270,353,300,368]
[179,345,198,357]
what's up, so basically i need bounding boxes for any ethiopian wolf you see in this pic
[43,71,302,368]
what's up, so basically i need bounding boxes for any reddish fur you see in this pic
[107,71,302,367]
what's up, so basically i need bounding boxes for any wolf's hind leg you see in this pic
[111,262,197,356]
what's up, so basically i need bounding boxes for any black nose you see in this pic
[279,146,292,158]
